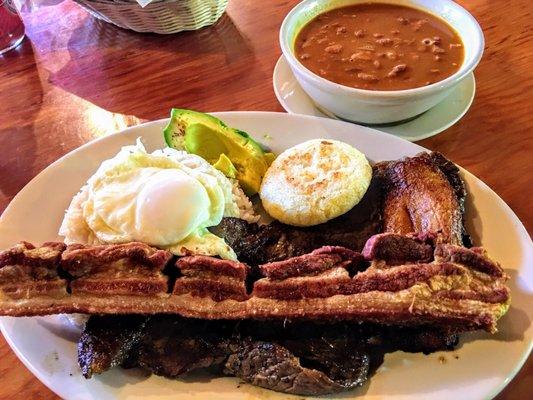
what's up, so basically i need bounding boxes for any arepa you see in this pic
[259,139,372,226]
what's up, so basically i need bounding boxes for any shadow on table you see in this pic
[46,13,260,118]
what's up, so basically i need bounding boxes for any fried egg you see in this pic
[59,140,240,259]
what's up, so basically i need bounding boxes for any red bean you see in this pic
[350,51,373,61]
[387,64,407,77]
[357,72,379,81]
[336,26,347,34]
[325,44,343,53]
[376,38,393,46]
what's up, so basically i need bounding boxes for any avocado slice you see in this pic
[163,109,273,195]
[213,153,238,178]
[164,108,227,150]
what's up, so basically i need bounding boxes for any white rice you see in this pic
[231,180,260,223]
[58,185,102,245]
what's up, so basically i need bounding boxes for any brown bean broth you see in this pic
[294,3,464,90]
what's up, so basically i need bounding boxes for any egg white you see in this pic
[60,140,239,260]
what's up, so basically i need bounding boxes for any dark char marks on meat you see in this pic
[210,175,383,266]
[79,315,460,395]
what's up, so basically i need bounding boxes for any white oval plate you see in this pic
[0,112,531,400]
[273,56,476,142]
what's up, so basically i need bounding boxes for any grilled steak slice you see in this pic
[78,314,148,378]
[133,317,235,377]
[376,152,467,246]
[210,176,383,265]
[78,316,460,395]
[382,327,459,354]
[224,339,370,396]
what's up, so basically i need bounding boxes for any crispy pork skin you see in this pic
[0,241,67,302]
[62,242,172,297]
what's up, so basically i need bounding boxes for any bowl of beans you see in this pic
[279,0,484,124]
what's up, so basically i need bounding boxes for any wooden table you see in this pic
[0,0,531,398]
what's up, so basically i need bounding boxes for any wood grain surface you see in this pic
[0,0,531,399]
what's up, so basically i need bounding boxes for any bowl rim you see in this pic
[279,0,485,98]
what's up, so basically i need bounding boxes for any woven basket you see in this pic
[72,0,229,34]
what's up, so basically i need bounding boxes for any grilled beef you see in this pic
[133,317,236,378]
[224,338,370,395]
[78,314,148,378]
[210,175,383,265]
[78,315,460,395]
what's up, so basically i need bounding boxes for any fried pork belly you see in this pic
[0,242,173,315]
[0,236,509,332]
[174,256,249,301]
[0,241,67,313]
[362,232,434,265]
[62,242,172,297]
[376,152,469,245]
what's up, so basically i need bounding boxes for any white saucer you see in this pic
[273,56,476,142]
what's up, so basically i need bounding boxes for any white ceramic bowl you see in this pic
[280,0,484,124]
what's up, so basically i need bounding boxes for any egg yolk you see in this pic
[135,169,210,245]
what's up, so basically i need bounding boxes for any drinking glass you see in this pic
[0,0,24,55]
